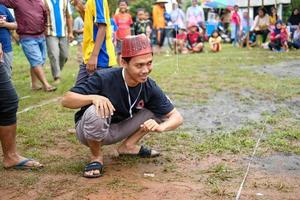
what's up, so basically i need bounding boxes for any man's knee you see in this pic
[78,105,110,143]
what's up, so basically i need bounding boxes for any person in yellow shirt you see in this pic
[269,7,279,27]
[152,0,168,53]
[71,0,117,85]
[209,30,222,52]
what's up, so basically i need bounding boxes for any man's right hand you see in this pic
[86,55,98,74]
[91,95,115,118]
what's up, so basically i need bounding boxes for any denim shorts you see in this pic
[20,37,47,68]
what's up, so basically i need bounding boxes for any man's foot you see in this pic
[53,78,61,85]
[83,161,103,178]
[43,85,57,92]
[118,145,160,158]
[3,155,43,170]
[31,86,42,91]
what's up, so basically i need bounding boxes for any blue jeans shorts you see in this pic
[20,37,47,68]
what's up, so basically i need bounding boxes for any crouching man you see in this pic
[61,34,183,178]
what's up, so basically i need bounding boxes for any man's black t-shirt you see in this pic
[71,68,174,124]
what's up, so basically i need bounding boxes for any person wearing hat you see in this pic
[153,0,168,53]
[62,34,183,178]
[187,23,204,53]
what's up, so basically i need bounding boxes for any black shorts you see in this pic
[0,62,19,126]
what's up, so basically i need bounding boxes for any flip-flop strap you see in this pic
[15,159,33,168]
[138,145,152,158]
[84,162,103,172]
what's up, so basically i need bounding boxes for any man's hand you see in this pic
[68,32,74,42]
[0,18,6,27]
[92,95,115,118]
[70,0,80,6]
[86,55,98,74]
[141,119,164,133]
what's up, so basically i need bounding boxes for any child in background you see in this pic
[174,27,187,54]
[269,20,289,52]
[114,0,133,65]
[133,8,152,39]
[187,24,204,53]
[209,30,222,52]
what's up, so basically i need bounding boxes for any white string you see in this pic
[235,121,267,200]
[17,97,61,115]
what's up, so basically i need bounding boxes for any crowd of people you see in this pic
[0,0,299,178]
[0,0,183,178]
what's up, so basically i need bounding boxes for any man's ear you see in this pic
[120,58,128,68]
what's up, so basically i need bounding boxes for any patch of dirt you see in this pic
[242,60,300,78]
[252,153,300,175]
[178,91,277,134]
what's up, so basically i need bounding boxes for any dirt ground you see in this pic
[1,60,300,200]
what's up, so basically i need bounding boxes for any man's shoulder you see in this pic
[95,67,122,79]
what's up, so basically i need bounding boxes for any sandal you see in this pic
[119,145,160,158]
[4,159,43,170]
[44,86,57,92]
[83,161,103,178]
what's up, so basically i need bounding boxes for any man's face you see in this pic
[119,2,128,13]
[122,53,153,84]
[192,0,198,6]
[137,11,145,21]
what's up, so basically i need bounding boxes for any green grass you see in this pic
[0,43,299,198]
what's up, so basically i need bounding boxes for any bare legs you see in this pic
[0,124,42,168]
[30,65,55,91]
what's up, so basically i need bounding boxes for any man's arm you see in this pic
[62,91,115,118]
[86,23,106,73]
[141,108,183,133]
[0,19,17,30]
[0,43,3,61]
[66,12,74,41]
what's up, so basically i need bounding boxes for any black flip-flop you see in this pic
[83,161,103,178]
[119,145,160,158]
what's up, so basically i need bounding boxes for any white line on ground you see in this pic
[235,120,267,200]
[17,97,61,115]
[19,95,31,100]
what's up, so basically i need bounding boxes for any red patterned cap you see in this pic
[121,34,152,58]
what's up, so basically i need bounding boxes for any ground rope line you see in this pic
[17,97,61,115]
[235,120,267,200]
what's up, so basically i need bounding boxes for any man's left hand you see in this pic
[141,119,164,133]
[68,33,74,42]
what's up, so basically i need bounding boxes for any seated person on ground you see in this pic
[61,34,183,178]
[186,23,204,53]
[292,22,300,49]
[269,20,289,52]
[209,30,222,52]
[174,27,188,54]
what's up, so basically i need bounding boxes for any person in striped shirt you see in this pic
[44,0,74,84]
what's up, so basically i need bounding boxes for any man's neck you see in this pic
[123,70,139,87]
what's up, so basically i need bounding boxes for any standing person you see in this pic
[0,44,43,170]
[152,0,168,53]
[61,34,183,178]
[73,15,84,64]
[70,0,117,86]
[170,2,185,30]
[44,0,74,84]
[0,0,56,92]
[114,0,133,65]
[251,7,270,44]
[186,0,205,28]
[0,4,16,78]
[209,30,222,52]
[230,5,241,47]
[133,8,152,39]
[221,8,231,34]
